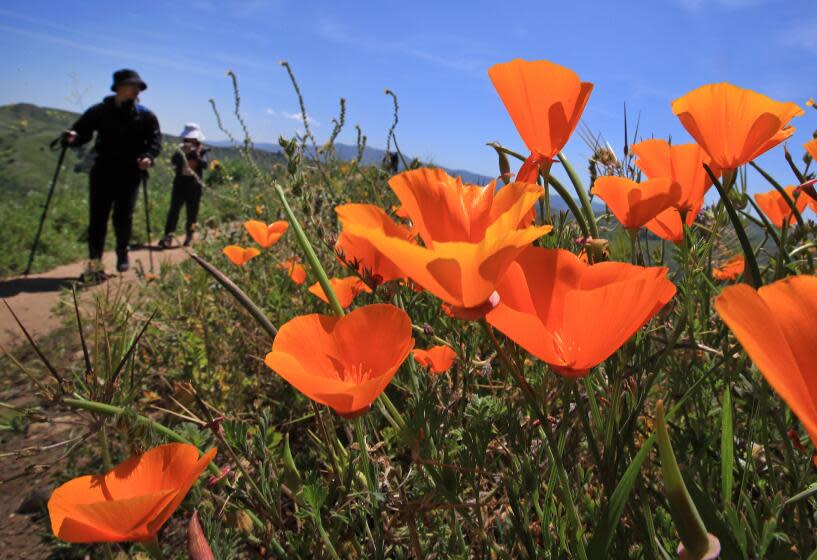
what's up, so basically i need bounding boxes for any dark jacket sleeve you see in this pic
[142,111,162,160]
[70,104,101,147]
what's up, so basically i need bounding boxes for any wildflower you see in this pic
[223,245,260,266]
[244,220,288,249]
[412,345,457,374]
[712,254,745,281]
[805,138,817,160]
[336,205,412,284]
[338,168,550,316]
[591,176,680,231]
[278,259,306,285]
[672,83,803,171]
[487,247,676,377]
[48,443,216,543]
[489,58,593,180]
[715,275,817,449]
[264,304,414,417]
[209,159,221,170]
[754,186,807,228]
[308,277,372,308]
[631,139,720,243]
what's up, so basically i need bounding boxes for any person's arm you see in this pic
[67,104,100,146]
[141,111,162,162]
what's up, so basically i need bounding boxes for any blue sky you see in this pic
[2,0,816,193]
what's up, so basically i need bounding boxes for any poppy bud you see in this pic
[188,511,216,560]
[490,143,512,185]
[656,401,720,560]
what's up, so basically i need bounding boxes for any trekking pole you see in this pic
[24,137,68,276]
[141,171,155,273]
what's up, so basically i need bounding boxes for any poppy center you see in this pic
[339,362,372,385]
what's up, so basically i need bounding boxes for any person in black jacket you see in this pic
[64,69,162,278]
[159,123,208,248]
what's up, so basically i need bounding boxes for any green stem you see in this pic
[274,182,345,316]
[482,321,588,560]
[63,397,220,476]
[705,164,761,287]
[354,416,384,558]
[558,151,599,239]
[142,536,165,560]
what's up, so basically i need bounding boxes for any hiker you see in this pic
[159,124,208,248]
[63,69,162,279]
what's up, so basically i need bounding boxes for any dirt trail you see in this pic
[0,242,189,349]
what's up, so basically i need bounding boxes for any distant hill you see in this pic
[0,103,285,196]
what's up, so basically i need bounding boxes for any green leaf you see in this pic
[721,387,734,507]
[587,435,655,558]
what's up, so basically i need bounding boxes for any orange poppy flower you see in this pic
[278,259,307,285]
[754,186,807,228]
[805,138,817,160]
[338,168,551,314]
[487,247,676,377]
[591,176,680,231]
[715,276,817,449]
[336,205,413,284]
[672,82,803,170]
[631,139,720,242]
[412,345,457,374]
[712,254,745,281]
[223,245,260,266]
[489,58,593,178]
[244,220,288,248]
[264,304,414,417]
[48,443,216,543]
[308,277,372,308]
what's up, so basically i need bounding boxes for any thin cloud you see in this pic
[315,18,484,76]
[281,110,318,126]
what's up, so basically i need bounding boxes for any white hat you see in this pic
[180,123,205,141]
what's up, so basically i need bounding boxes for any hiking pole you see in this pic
[24,137,68,276]
[141,171,155,273]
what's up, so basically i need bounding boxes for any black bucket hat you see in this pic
[110,69,147,92]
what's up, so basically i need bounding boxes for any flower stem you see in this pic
[481,321,588,560]
[274,182,345,317]
[63,397,220,476]
[142,536,165,560]
[558,151,599,239]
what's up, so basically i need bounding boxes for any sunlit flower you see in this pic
[308,277,372,308]
[264,304,414,417]
[672,82,803,170]
[591,176,680,231]
[412,345,457,374]
[244,220,288,249]
[278,259,306,285]
[336,205,412,284]
[338,168,550,315]
[48,443,216,543]
[754,186,807,228]
[715,275,817,449]
[712,254,745,281]
[631,139,720,242]
[487,247,676,377]
[489,58,593,179]
[223,245,260,266]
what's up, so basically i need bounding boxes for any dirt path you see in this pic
[0,242,189,349]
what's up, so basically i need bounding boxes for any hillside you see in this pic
[0,103,286,277]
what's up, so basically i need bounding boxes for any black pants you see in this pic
[88,162,141,260]
[164,175,202,236]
